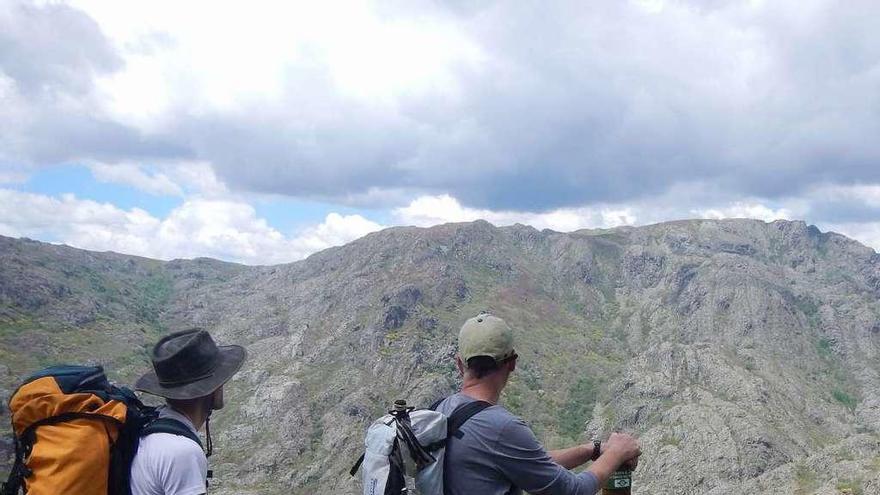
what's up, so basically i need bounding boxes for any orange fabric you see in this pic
[25,418,115,495]
[11,377,127,435]
[8,376,130,495]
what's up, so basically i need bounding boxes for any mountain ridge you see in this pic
[2,218,880,494]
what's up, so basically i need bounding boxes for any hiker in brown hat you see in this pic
[130,329,246,495]
[432,313,641,495]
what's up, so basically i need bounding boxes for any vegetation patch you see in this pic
[817,338,834,358]
[502,380,524,415]
[659,434,681,448]
[836,478,863,495]
[832,389,858,413]
[133,271,173,325]
[795,296,819,319]
[559,376,598,439]
[793,463,818,495]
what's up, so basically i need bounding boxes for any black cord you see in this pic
[205,415,213,458]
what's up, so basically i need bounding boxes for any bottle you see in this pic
[602,469,632,495]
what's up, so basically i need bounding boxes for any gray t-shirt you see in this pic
[436,393,600,495]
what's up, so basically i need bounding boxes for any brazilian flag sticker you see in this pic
[605,471,632,489]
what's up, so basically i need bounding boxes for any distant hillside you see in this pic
[2,219,880,494]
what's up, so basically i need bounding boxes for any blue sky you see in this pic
[22,165,179,218]
[16,163,393,235]
[1,0,879,264]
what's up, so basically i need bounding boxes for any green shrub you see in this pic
[559,376,597,438]
[836,478,863,495]
[792,463,817,495]
[832,389,858,412]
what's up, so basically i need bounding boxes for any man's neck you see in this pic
[460,377,505,405]
[168,404,209,432]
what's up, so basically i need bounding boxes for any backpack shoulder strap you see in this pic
[429,397,445,410]
[141,418,203,450]
[446,400,492,439]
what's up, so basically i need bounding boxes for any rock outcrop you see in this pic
[2,219,879,494]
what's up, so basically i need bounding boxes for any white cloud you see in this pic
[0,190,160,255]
[165,161,228,197]
[393,194,638,231]
[0,189,383,264]
[86,160,230,198]
[391,193,880,253]
[393,194,797,233]
[2,187,877,263]
[631,0,667,14]
[287,213,385,257]
[76,0,483,123]
[809,183,880,208]
[823,222,880,252]
[393,195,488,226]
[7,0,880,214]
[0,170,28,184]
[88,162,183,196]
[692,202,794,222]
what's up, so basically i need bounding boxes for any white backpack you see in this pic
[351,398,491,495]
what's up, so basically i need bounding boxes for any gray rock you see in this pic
[2,219,880,494]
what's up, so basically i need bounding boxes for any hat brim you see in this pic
[135,345,246,400]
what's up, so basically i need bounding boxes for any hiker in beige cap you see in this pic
[431,313,641,495]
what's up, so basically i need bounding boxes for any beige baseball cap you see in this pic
[459,313,516,363]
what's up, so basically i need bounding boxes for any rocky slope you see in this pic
[2,219,880,494]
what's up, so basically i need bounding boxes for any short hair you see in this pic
[167,397,199,410]
[466,356,500,379]
[166,393,213,411]
[466,353,517,379]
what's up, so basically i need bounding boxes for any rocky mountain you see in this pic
[2,219,880,494]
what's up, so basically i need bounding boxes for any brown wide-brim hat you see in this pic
[135,329,247,400]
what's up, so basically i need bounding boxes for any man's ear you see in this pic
[455,355,465,377]
[211,386,225,411]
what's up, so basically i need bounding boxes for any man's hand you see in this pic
[587,432,641,486]
[603,432,641,470]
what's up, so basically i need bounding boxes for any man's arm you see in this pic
[548,433,640,483]
[548,444,594,470]
[492,418,601,495]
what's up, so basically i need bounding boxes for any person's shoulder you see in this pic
[483,403,516,419]
[141,432,204,460]
[490,404,527,429]
[438,395,521,430]
[461,402,518,433]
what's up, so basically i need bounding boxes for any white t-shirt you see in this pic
[130,407,208,495]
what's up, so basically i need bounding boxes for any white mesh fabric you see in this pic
[409,409,447,495]
[362,415,397,495]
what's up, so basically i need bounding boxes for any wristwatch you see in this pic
[591,440,601,461]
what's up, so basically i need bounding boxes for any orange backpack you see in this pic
[2,365,198,495]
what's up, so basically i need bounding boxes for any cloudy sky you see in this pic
[1,0,879,264]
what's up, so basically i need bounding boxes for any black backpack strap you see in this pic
[429,397,445,411]
[350,399,492,477]
[141,418,203,450]
[2,434,30,495]
[140,418,212,491]
[446,400,492,439]
[349,453,366,476]
[424,398,492,451]
[438,400,491,495]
